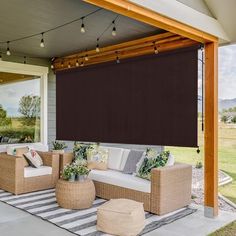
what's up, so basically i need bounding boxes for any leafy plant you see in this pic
[76,165,90,176]
[52,140,67,150]
[221,115,229,123]
[62,164,77,180]
[18,95,40,126]
[0,105,11,127]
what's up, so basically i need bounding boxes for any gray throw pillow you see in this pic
[122,150,144,174]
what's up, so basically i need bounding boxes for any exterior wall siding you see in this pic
[47,71,163,152]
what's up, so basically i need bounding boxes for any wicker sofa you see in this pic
[60,147,192,215]
[0,151,59,195]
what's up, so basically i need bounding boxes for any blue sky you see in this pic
[218,44,236,99]
[0,44,236,116]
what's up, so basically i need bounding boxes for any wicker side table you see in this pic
[56,179,95,209]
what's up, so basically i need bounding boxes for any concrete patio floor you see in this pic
[0,202,235,236]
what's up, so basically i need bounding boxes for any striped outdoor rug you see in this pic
[0,188,196,235]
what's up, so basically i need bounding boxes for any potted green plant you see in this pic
[76,164,90,182]
[62,164,77,182]
[51,140,67,154]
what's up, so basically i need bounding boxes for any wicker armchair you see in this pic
[60,152,192,215]
[0,151,59,195]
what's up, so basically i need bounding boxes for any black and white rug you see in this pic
[0,189,196,235]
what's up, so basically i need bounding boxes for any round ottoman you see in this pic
[97,199,145,236]
[56,179,95,209]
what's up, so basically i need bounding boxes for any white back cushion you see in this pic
[103,147,124,170]
[119,149,130,171]
[166,154,175,166]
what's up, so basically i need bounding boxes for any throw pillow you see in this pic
[137,150,170,180]
[73,142,97,160]
[15,147,30,167]
[87,148,109,170]
[122,150,144,174]
[24,150,43,168]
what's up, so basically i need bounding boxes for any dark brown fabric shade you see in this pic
[56,46,199,147]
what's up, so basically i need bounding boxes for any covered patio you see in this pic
[0,0,236,235]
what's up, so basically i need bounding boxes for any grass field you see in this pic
[167,121,236,204]
[209,221,236,236]
[0,117,40,142]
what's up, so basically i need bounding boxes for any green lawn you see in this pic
[208,221,236,236]
[167,121,236,204]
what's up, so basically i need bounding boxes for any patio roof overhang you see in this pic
[53,0,219,218]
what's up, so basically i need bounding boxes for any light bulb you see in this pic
[81,23,85,33]
[61,61,64,67]
[76,60,79,67]
[80,61,84,67]
[85,54,89,61]
[112,27,116,36]
[6,42,11,56]
[40,39,45,48]
[154,46,158,54]
[0,54,2,61]
[23,56,26,64]
[116,56,120,64]
[68,63,71,68]
[40,33,45,48]
[51,64,54,69]
[96,44,100,52]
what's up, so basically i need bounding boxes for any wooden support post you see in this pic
[204,42,218,218]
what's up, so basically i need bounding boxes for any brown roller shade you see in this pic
[56,46,199,147]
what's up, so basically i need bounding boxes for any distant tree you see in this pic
[18,95,40,126]
[0,105,11,126]
[232,116,236,124]
[221,115,228,123]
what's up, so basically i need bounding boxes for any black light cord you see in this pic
[0,8,102,45]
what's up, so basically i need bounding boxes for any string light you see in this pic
[76,59,79,67]
[40,33,45,48]
[96,38,100,52]
[0,52,2,61]
[112,20,117,36]
[61,61,64,68]
[80,17,85,33]
[51,64,54,69]
[23,56,26,64]
[116,51,120,64]
[80,60,84,67]
[153,42,159,54]
[68,62,71,68]
[85,54,89,61]
[6,41,11,56]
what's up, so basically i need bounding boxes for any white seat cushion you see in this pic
[89,169,150,193]
[103,147,124,171]
[24,166,52,178]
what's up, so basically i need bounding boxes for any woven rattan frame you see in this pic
[56,179,96,209]
[0,152,59,195]
[60,153,192,215]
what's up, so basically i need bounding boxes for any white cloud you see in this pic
[0,79,40,116]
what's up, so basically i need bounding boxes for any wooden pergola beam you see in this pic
[204,42,218,218]
[53,33,198,71]
[84,0,218,43]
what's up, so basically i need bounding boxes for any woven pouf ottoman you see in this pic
[97,198,145,236]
